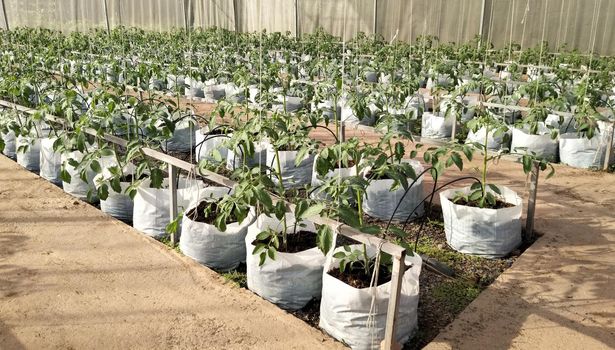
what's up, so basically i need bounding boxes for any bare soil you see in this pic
[0,155,343,350]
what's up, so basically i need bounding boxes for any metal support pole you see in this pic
[182,0,188,31]
[373,0,378,36]
[1,0,9,31]
[102,0,111,35]
[478,0,487,48]
[233,0,239,32]
[381,250,406,350]
[524,161,540,242]
[169,164,179,245]
[294,0,299,39]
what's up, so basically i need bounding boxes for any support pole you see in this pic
[233,0,239,32]
[603,120,615,170]
[294,0,299,39]
[182,0,188,31]
[103,0,111,35]
[169,164,179,245]
[381,250,406,350]
[524,161,540,243]
[478,0,486,48]
[373,0,378,36]
[1,0,9,31]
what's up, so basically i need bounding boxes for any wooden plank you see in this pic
[381,251,406,350]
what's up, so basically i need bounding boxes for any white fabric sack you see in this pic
[223,83,245,103]
[16,136,41,172]
[61,151,98,202]
[310,154,357,201]
[195,129,230,163]
[245,213,325,310]
[421,112,454,139]
[133,178,206,238]
[226,140,268,170]
[440,186,522,258]
[362,160,425,222]
[100,180,133,222]
[272,95,303,113]
[1,130,16,158]
[511,124,559,161]
[39,137,62,185]
[94,163,135,223]
[319,245,422,350]
[204,84,226,101]
[180,200,255,271]
[466,127,510,151]
[559,133,614,169]
[161,117,196,153]
[266,148,315,189]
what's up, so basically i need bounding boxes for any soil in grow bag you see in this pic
[252,230,318,253]
[186,200,237,225]
[453,197,515,209]
[328,264,395,289]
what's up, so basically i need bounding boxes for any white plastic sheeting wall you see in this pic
[1,0,614,54]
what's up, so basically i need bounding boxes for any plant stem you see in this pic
[274,148,288,250]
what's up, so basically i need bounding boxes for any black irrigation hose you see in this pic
[383,166,434,235]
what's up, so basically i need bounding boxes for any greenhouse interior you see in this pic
[0,0,614,349]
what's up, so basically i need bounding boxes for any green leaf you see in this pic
[317,225,333,255]
[360,225,381,235]
[150,168,164,188]
[90,160,102,173]
[60,168,72,184]
[333,251,347,259]
[97,184,109,201]
[450,152,463,171]
[299,203,324,220]
[487,183,501,194]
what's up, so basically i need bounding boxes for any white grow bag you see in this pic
[559,121,615,169]
[319,245,422,350]
[195,129,230,163]
[161,117,196,153]
[266,148,315,189]
[440,186,522,258]
[94,164,136,223]
[363,160,425,222]
[310,154,357,201]
[421,111,454,139]
[226,140,268,171]
[61,151,98,202]
[16,136,41,171]
[246,213,325,310]
[510,123,559,161]
[39,137,62,185]
[180,193,255,271]
[1,130,16,158]
[466,127,510,151]
[133,178,206,239]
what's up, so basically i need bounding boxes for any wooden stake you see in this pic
[168,164,179,245]
[381,250,406,350]
[524,161,540,242]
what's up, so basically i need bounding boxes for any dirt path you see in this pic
[0,155,343,350]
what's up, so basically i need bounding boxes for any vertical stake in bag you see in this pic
[169,164,179,245]
[380,250,406,350]
[524,161,540,243]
